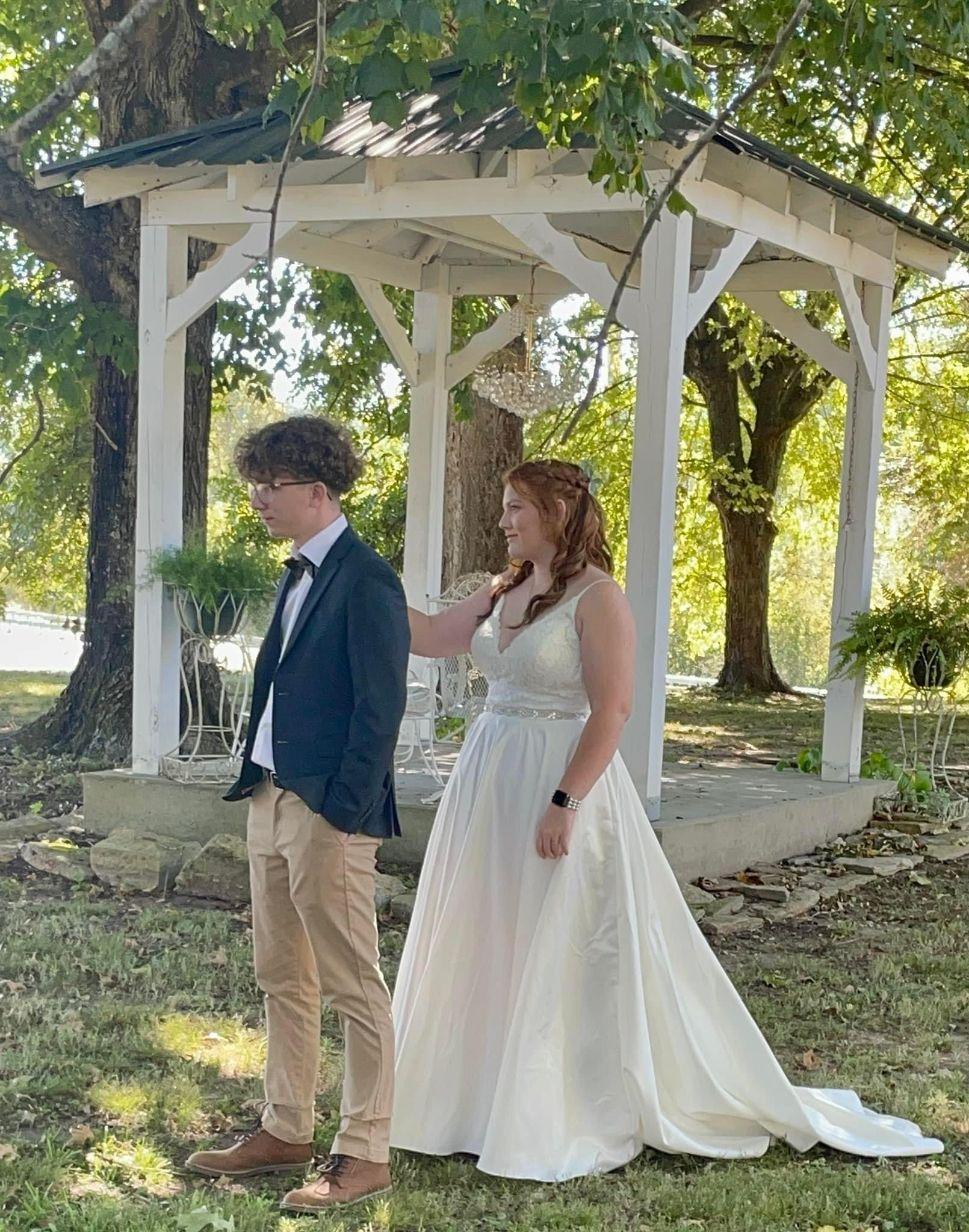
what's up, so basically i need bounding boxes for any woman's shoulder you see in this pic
[572,566,622,601]
[572,569,630,623]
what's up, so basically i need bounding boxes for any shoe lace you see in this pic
[318,1153,349,1179]
[236,1113,267,1146]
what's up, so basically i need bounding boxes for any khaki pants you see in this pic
[247,780,394,1161]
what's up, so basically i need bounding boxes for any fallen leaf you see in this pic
[207,948,228,967]
[799,1049,821,1071]
[0,980,25,994]
[68,1124,96,1146]
[0,1142,17,1161]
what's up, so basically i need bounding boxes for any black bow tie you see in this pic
[283,554,316,580]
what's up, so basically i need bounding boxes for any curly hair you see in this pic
[487,459,614,629]
[234,414,363,495]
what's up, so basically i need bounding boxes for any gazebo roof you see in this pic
[38,62,969,261]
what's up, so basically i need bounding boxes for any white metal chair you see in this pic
[429,572,493,736]
[395,573,494,797]
[395,661,446,789]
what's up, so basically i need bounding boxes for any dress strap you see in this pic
[566,577,614,608]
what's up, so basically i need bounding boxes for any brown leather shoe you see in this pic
[185,1125,312,1178]
[280,1154,392,1211]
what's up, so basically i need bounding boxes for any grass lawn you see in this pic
[0,671,967,1229]
[0,671,69,733]
[0,858,967,1230]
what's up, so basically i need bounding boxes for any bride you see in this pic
[390,458,941,1182]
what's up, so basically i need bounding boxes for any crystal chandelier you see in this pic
[472,277,582,420]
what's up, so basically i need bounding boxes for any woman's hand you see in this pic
[535,803,575,859]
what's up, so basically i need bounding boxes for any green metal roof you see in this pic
[37,62,969,257]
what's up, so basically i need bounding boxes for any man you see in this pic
[185,415,409,1212]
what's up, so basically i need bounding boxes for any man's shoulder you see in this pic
[343,530,403,589]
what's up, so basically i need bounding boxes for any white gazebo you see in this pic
[38,71,968,825]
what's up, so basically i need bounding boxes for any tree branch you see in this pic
[0,161,108,294]
[255,0,329,293]
[561,0,813,441]
[0,0,173,165]
[0,389,47,489]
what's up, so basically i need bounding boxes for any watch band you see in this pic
[551,788,581,811]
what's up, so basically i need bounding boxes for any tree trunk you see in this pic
[686,306,834,693]
[18,298,217,757]
[711,496,789,692]
[18,357,136,757]
[686,309,788,694]
[442,392,523,589]
[6,0,272,759]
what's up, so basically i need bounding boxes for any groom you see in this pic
[185,415,409,1212]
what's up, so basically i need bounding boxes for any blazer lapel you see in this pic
[279,525,355,664]
[258,570,295,670]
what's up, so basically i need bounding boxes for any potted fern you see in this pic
[146,538,275,639]
[832,577,969,689]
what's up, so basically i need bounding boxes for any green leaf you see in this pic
[401,0,442,37]
[403,59,433,91]
[357,51,410,100]
[369,92,409,130]
[666,189,698,218]
[330,2,376,37]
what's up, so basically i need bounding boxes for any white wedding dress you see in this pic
[390,581,942,1181]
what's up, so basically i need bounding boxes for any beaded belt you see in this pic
[483,702,587,721]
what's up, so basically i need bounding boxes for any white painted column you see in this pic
[822,279,892,780]
[132,223,188,774]
[620,209,694,818]
[402,282,452,608]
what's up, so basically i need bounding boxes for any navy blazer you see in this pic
[224,525,410,838]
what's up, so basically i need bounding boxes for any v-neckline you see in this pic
[495,584,591,657]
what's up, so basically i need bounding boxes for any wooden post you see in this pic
[822,279,892,780]
[620,209,693,818]
[403,283,452,608]
[132,223,188,774]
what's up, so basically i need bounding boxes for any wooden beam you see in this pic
[682,177,896,286]
[686,230,757,333]
[735,291,856,387]
[832,268,878,390]
[507,149,555,185]
[494,213,637,330]
[895,231,954,279]
[226,165,273,202]
[726,260,834,292]
[443,264,573,296]
[788,179,836,233]
[76,164,222,205]
[405,218,536,264]
[442,303,562,389]
[144,175,644,227]
[276,228,425,290]
[165,220,298,338]
[351,277,418,385]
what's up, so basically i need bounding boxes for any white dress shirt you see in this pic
[251,514,348,772]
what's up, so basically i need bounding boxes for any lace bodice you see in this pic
[471,583,608,714]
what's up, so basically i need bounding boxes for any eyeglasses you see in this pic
[247,479,320,502]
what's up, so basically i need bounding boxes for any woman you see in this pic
[390,459,941,1182]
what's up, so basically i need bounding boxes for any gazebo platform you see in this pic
[81,756,887,882]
